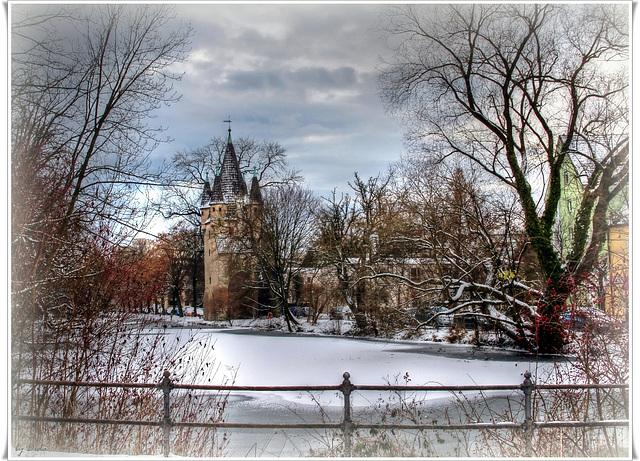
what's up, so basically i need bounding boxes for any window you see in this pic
[567,199,573,212]
[564,171,569,184]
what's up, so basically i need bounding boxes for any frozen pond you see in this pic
[150,326,562,457]
[161,327,558,389]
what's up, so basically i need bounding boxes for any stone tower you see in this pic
[200,127,263,321]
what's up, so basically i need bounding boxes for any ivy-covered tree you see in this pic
[379,4,629,352]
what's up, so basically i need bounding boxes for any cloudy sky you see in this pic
[154,3,406,197]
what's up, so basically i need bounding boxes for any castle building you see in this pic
[200,127,263,321]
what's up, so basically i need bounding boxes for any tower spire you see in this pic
[217,120,248,202]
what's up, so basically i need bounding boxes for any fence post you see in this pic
[157,370,173,457]
[521,370,534,457]
[340,372,354,457]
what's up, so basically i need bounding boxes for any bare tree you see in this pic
[315,172,406,334]
[12,4,192,234]
[11,2,193,393]
[158,222,203,317]
[348,173,401,331]
[379,4,628,352]
[243,185,319,332]
[316,191,362,325]
[12,4,192,322]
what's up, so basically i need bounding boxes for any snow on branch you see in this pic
[358,267,443,291]
[441,277,539,318]
[359,265,539,335]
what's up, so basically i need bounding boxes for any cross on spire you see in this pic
[223,117,232,144]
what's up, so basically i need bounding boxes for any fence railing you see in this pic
[12,371,629,457]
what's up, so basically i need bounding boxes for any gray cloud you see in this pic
[226,70,286,90]
[291,67,357,88]
[225,66,357,94]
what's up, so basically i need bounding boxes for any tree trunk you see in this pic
[535,286,569,354]
[281,300,299,332]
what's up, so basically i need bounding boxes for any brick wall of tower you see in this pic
[201,199,261,320]
[202,203,230,321]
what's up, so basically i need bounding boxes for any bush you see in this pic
[11,312,232,457]
[445,323,467,343]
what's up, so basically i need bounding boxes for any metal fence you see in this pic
[12,371,629,457]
